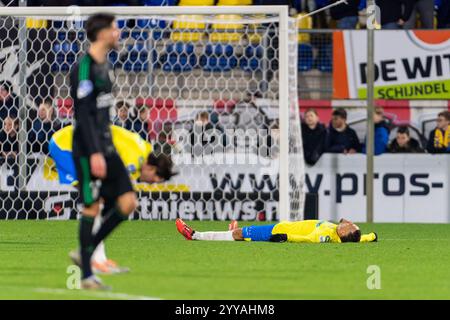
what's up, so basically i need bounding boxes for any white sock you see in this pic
[92,214,107,263]
[192,231,234,241]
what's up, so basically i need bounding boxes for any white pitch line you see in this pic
[34,288,160,300]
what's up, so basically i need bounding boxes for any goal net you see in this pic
[0,6,305,222]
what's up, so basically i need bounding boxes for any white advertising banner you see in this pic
[1,154,449,222]
[333,30,450,99]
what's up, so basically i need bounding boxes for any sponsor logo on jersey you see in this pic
[77,80,93,99]
[97,92,113,109]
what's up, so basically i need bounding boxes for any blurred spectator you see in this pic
[376,0,415,29]
[0,116,19,159]
[0,81,18,122]
[28,99,61,154]
[404,0,435,28]
[190,111,214,148]
[427,111,450,154]
[301,108,326,165]
[362,107,390,155]
[330,0,361,29]
[388,126,424,153]
[325,108,361,154]
[113,101,133,130]
[133,105,150,141]
[437,0,450,28]
[153,130,173,157]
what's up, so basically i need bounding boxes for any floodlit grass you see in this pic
[0,221,449,299]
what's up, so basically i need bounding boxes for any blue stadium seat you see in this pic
[240,44,263,72]
[298,43,313,72]
[315,44,332,72]
[51,42,79,72]
[162,42,197,72]
[144,0,176,5]
[201,44,237,72]
[123,43,151,72]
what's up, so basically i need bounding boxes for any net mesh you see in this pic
[0,11,304,221]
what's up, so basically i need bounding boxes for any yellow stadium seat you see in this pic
[217,0,252,5]
[171,15,206,42]
[26,18,48,29]
[178,0,214,5]
[210,14,243,43]
[296,12,312,43]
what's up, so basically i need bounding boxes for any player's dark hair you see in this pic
[332,108,347,120]
[86,13,116,42]
[340,229,361,243]
[397,126,410,136]
[147,153,177,182]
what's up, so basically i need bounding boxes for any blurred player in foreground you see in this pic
[176,219,377,243]
[49,124,175,277]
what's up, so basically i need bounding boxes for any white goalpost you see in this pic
[0,5,305,222]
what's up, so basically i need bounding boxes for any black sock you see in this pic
[79,215,95,279]
[92,206,128,249]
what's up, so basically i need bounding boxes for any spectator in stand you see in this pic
[113,101,133,130]
[301,108,326,165]
[437,0,450,28]
[330,0,361,29]
[0,116,19,160]
[325,108,361,154]
[404,0,435,29]
[132,105,150,141]
[153,130,173,157]
[362,107,390,155]
[427,111,450,154]
[388,126,424,153]
[376,0,415,29]
[0,81,18,123]
[28,99,61,154]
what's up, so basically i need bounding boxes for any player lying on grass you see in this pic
[176,218,377,243]
[49,124,175,275]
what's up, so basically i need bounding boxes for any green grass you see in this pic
[1,221,450,299]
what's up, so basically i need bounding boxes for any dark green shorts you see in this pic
[73,152,133,207]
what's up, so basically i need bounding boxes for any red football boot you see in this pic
[176,218,195,240]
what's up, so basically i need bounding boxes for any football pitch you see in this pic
[0,221,449,300]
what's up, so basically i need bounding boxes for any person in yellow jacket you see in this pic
[176,218,377,243]
[49,124,175,186]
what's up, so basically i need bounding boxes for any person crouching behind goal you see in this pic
[176,219,377,243]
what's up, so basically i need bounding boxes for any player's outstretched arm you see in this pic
[360,232,378,243]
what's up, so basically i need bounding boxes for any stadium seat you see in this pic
[123,43,152,72]
[210,14,244,43]
[178,0,214,5]
[315,44,332,72]
[56,98,73,119]
[217,0,252,5]
[240,44,263,72]
[161,42,197,72]
[296,12,313,43]
[171,15,206,42]
[298,43,313,72]
[201,43,237,72]
[144,0,177,5]
[51,42,79,72]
